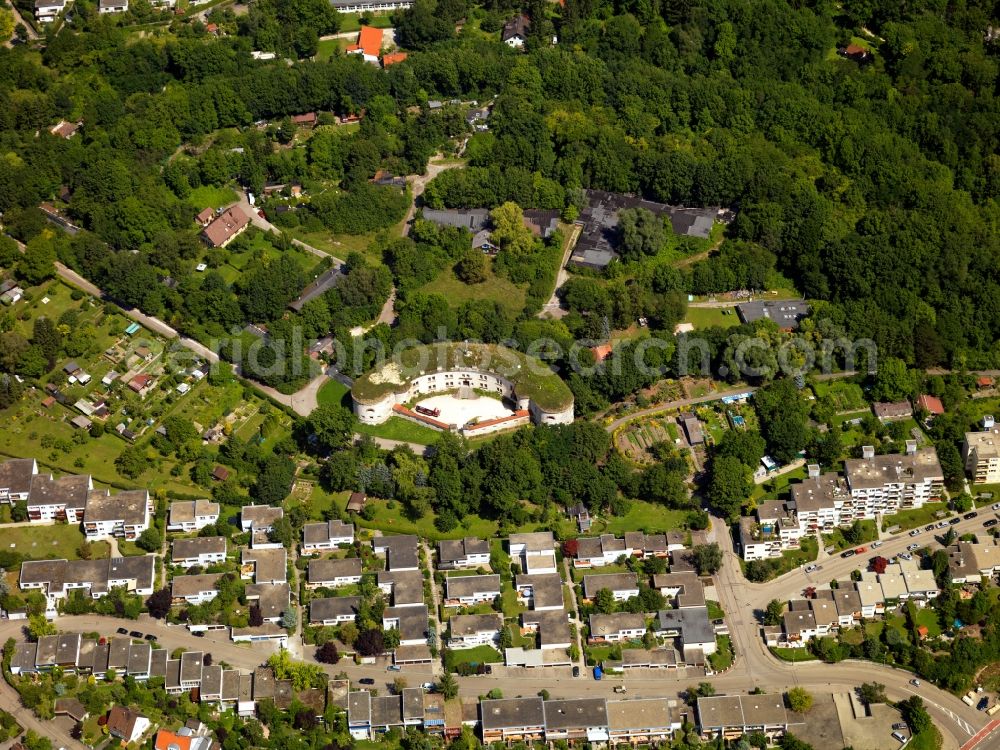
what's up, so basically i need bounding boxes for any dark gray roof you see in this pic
[309,596,360,623]
[422,208,489,231]
[289,265,344,312]
[543,698,608,731]
[481,697,545,730]
[735,300,810,329]
[656,606,715,646]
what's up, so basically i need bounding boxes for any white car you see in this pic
[907,543,920,551]
[900,553,913,561]
[911,679,921,687]
[872,541,884,548]
[805,564,818,573]
[992,503,1000,511]
[937,521,949,528]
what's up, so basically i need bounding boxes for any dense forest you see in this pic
[1,0,1000,386]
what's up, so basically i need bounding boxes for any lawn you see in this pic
[290,228,385,265]
[914,607,941,638]
[882,502,949,532]
[769,647,817,662]
[706,600,724,620]
[355,417,443,444]
[752,466,809,502]
[908,726,943,750]
[317,379,350,409]
[416,265,527,318]
[0,524,108,561]
[444,644,503,672]
[823,520,878,551]
[682,306,740,330]
[187,184,238,210]
[602,501,690,535]
[315,38,343,61]
[707,635,733,671]
[330,12,394,32]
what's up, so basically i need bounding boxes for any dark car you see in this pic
[130,631,143,638]
[892,723,908,731]
[359,678,375,685]
[116,627,129,635]
[950,518,961,525]
[965,512,978,520]
[193,631,205,637]
[924,524,935,532]
[841,550,856,559]
[978,697,990,711]
[985,519,998,528]
[572,666,580,677]
[144,634,157,641]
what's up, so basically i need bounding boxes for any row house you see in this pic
[373,534,420,572]
[383,604,430,647]
[582,573,639,602]
[377,569,424,607]
[166,499,220,532]
[514,573,564,611]
[301,520,355,554]
[307,557,363,588]
[697,695,789,743]
[437,537,491,570]
[652,572,706,608]
[508,532,556,574]
[521,609,572,651]
[309,596,360,626]
[654,607,717,659]
[83,489,152,541]
[573,533,675,568]
[171,573,223,605]
[444,574,500,606]
[20,555,155,612]
[449,613,503,649]
[171,536,227,567]
[588,612,647,643]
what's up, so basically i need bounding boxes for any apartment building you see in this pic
[843,445,944,513]
[26,472,92,523]
[0,458,37,503]
[738,499,805,561]
[963,428,1000,484]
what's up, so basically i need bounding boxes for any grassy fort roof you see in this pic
[351,343,574,431]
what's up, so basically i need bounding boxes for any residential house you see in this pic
[171,573,223,605]
[501,14,529,47]
[309,596,360,626]
[607,698,680,744]
[307,557,363,588]
[514,573,564,611]
[166,499,220,532]
[345,26,382,64]
[98,0,128,13]
[582,573,639,602]
[373,535,420,571]
[240,505,283,533]
[872,401,912,422]
[948,540,1000,584]
[444,574,500,606]
[171,537,226,567]
[481,697,545,743]
[697,694,789,742]
[588,613,647,643]
[107,706,151,745]
[655,608,716,659]
[382,604,429,647]
[739,499,805,561]
[437,537,491,570]
[35,0,67,24]
[127,374,156,397]
[543,698,610,743]
[449,613,503,649]
[377,570,424,607]
[916,394,944,418]
[521,609,571,651]
[83,488,152,540]
[301,520,355,553]
[202,207,250,248]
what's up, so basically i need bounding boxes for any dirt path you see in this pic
[538,222,581,319]
[255,372,330,417]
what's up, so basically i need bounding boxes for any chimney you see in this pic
[862,445,875,459]
[905,440,917,455]
[807,464,820,479]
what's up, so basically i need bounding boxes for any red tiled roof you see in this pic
[201,206,249,247]
[155,730,192,750]
[590,344,612,362]
[195,208,214,225]
[128,374,154,392]
[978,376,994,387]
[845,43,867,55]
[382,52,408,67]
[354,26,382,57]
[917,394,944,415]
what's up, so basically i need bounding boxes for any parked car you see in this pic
[359,678,375,685]
[907,543,920,551]
[129,631,142,638]
[841,550,856,559]
[977,697,990,711]
[984,519,998,528]
[937,521,949,528]
[193,631,205,637]
[909,529,919,537]
[892,732,907,743]
[992,502,1000,511]
[872,541,884,548]
[805,564,818,572]
[387,665,401,672]
[950,518,962,525]
[899,553,913,561]
[924,524,935,532]
[892,723,908,731]
[613,685,627,694]
[422,683,435,691]
[593,667,603,680]
[116,627,128,635]
[854,546,867,554]
[965,512,979,520]
[572,666,580,678]
[144,634,156,641]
